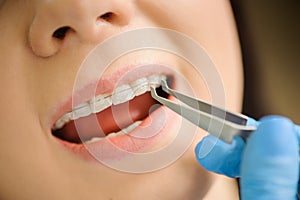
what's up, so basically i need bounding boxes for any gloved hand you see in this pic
[195,116,299,200]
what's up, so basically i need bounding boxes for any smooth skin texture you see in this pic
[0,0,242,199]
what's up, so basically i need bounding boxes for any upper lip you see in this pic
[48,64,175,131]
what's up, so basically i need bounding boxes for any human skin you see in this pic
[0,0,242,199]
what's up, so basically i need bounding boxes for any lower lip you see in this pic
[53,103,180,162]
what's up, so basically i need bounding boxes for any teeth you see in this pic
[52,74,167,130]
[71,103,92,120]
[130,77,149,96]
[85,137,103,144]
[112,84,135,105]
[90,95,112,114]
[54,119,67,130]
[148,74,164,88]
[54,113,72,129]
[86,121,142,143]
[121,120,142,134]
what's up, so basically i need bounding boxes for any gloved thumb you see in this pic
[195,118,258,178]
[240,116,299,200]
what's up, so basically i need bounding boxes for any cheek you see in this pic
[180,0,244,111]
[141,0,243,111]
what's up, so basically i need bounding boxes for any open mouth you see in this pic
[52,74,170,145]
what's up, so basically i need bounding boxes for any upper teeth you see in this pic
[52,74,167,130]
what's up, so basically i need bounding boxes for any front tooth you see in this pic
[85,137,103,144]
[148,74,166,88]
[71,103,91,120]
[107,130,126,137]
[122,121,142,133]
[112,84,135,105]
[130,77,149,96]
[114,130,126,136]
[107,121,142,138]
[90,95,112,114]
[106,132,118,138]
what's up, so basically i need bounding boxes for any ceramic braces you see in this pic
[52,74,167,130]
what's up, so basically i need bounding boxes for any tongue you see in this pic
[54,92,159,143]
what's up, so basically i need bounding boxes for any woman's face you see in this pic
[0,0,243,199]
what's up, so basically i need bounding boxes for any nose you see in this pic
[29,0,133,57]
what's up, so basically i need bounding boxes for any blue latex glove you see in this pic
[195,116,299,200]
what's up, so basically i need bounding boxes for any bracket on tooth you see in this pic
[112,84,135,105]
[130,77,149,96]
[71,103,91,120]
[90,96,112,114]
[52,74,167,131]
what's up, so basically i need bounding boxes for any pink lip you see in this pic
[49,64,179,161]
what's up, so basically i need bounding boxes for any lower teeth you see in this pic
[85,121,142,143]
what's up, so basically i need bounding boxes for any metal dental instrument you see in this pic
[150,80,257,143]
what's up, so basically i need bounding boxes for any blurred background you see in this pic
[231,0,300,123]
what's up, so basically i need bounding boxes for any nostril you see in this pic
[52,26,71,40]
[99,12,115,22]
[98,10,131,26]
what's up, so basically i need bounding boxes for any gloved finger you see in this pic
[195,134,245,178]
[194,117,258,178]
[240,116,299,200]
